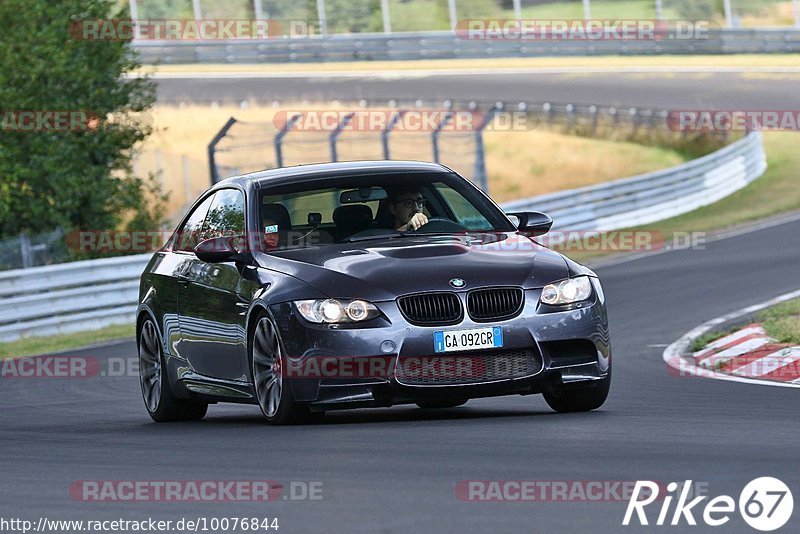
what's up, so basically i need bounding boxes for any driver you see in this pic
[388,188,429,231]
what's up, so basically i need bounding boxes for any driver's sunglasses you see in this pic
[395,198,426,209]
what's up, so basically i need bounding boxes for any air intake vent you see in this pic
[467,287,524,322]
[398,292,462,326]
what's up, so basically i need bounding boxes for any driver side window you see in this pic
[200,189,245,242]
[175,194,215,252]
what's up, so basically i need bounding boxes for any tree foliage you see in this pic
[0,0,164,240]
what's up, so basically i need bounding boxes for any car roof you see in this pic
[213,161,454,191]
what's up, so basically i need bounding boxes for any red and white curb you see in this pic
[664,289,800,388]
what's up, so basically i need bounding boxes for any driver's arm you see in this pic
[397,212,429,231]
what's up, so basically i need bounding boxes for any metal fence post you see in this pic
[655,0,663,20]
[191,0,202,20]
[473,106,500,193]
[19,233,32,269]
[274,113,302,168]
[129,0,141,40]
[207,117,237,185]
[381,0,392,34]
[582,0,591,19]
[382,110,407,159]
[794,0,800,28]
[448,0,457,31]
[432,112,454,163]
[329,112,355,162]
[316,0,328,36]
[512,0,522,20]
[723,0,734,28]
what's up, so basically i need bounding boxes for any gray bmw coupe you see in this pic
[137,161,611,424]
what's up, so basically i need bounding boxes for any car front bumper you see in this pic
[270,283,611,411]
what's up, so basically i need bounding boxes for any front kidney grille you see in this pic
[395,348,542,386]
[467,287,524,322]
[397,292,463,326]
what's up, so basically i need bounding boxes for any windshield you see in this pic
[258,171,515,250]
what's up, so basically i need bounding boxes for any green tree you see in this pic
[0,0,164,241]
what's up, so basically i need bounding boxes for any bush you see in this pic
[0,0,166,247]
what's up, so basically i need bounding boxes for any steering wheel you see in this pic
[412,217,467,233]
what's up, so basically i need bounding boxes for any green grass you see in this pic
[566,132,800,264]
[0,324,135,359]
[758,298,800,344]
[691,328,739,353]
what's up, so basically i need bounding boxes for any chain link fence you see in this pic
[0,229,69,271]
[208,98,732,190]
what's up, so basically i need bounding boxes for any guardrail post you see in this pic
[432,111,454,163]
[274,113,302,168]
[329,112,355,162]
[207,117,237,184]
[590,105,598,135]
[382,110,407,159]
[543,103,552,128]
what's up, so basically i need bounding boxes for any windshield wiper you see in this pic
[343,231,404,243]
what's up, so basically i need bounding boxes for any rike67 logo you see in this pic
[623,478,793,531]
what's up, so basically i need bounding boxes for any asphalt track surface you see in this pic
[154,71,800,109]
[2,217,800,533]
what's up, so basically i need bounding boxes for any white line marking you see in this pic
[696,337,771,368]
[730,347,800,378]
[663,288,800,389]
[692,326,766,358]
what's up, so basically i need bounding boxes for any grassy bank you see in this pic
[0,324,135,359]
[564,132,800,263]
[759,298,800,345]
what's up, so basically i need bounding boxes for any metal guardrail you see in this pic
[0,132,766,342]
[133,29,800,63]
[0,254,151,342]
[501,131,766,231]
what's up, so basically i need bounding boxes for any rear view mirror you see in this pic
[340,187,388,204]
[507,211,554,237]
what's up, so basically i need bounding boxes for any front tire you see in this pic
[138,318,207,422]
[542,368,611,413]
[251,313,316,425]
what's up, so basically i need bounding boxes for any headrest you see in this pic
[262,203,291,231]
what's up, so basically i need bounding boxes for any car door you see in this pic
[176,188,251,381]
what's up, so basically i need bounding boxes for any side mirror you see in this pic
[194,236,239,263]
[507,211,553,236]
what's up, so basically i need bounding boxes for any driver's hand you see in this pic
[401,213,428,231]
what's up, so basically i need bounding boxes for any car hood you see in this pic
[258,233,570,302]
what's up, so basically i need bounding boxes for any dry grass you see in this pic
[139,54,800,77]
[483,130,684,203]
[137,103,687,220]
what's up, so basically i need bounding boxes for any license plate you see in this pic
[433,327,503,353]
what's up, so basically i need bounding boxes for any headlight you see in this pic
[540,276,593,306]
[293,299,381,323]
